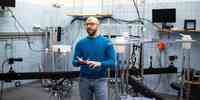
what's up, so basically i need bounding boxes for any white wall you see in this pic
[0,0,200,96]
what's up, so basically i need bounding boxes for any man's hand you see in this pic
[86,61,101,69]
[77,57,101,69]
[77,57,87,64]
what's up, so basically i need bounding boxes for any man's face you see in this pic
[86,23,98,36]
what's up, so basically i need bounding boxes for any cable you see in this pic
[7,8,46,52]
[131,0,141,21]
[0,59,8,100]
[152,49,162,91]
[0,79,3,100]
[70,16,162,32]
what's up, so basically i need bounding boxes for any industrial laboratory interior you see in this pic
[0,0,200,100]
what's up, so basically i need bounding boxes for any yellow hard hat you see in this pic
[86,16,99,24]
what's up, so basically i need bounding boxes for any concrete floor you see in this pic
[1,81,80,100]
[0,81,177,100]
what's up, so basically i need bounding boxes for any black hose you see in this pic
[128,76,166,100]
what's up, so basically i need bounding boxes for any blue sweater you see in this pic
[72,35,116,79]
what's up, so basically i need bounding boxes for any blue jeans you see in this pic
[79,77,108,100]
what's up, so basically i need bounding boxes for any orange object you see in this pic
[157,41,167,50]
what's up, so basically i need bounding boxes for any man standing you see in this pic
[72,16,116,100]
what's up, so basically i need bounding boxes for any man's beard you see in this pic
[87,28,97,36]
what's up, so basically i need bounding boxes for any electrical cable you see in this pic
[69,20,82,47]
[153,49,162,91]
[147,44,162,91]
[0,78,3,100]
[69,16,162,32]
[0,59,8,100]
[7,8,46,52]
[131,0,141,21]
